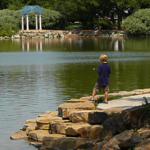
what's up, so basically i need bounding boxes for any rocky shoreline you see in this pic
[10,88,150,150]
[1,29,127,40]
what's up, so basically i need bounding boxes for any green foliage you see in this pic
[0,9,66,32]
[128,146,135,150]
[122,9,150,35]
[65,23,82,30]
[0,25,19,37]
[29,9,66,29]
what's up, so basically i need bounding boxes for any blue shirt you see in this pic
[96,63,111,85]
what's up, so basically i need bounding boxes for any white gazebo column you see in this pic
[26,15,29,30]
[21,15,24,30]
[39,15,42,30]
[35,15,38,30]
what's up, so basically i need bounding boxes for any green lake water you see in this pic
[0,36,150,150]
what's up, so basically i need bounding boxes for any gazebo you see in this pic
[20,5,43,30]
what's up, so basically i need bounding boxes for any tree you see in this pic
[109,0,150,29]
[0,0,9,9]
[58,0,150,30]
[58,0,100,25]
[122,9,150,35]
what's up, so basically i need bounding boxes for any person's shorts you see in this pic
[93,83,110,93]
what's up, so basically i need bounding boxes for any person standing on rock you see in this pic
[89,54,111,104]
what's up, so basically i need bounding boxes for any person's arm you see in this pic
[96,65,102,75]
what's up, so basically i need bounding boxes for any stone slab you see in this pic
[42,136,93,150]
[28,130,66,142]
[36,116,62,130]
[58,102,95,119]
[97,94,150,110]
[10,130,28,140]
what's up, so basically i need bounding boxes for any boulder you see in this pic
[101,138,120,150]
[69,108,124,123]
[29,142,43,147]
[100,108,124,119]
[22,122,37,134]
[113,129,134,142]
[116,105,148,133]
[36,116,62,130]
[13,35,20,39]
[138,126,150,140]
[73,141,94,150]
[88,111,108,124]
[118,135,143,148]
[69,110,95,123]
[50,121,74,134]
[99,118,117,141]
[42,136,92,150]
[65,123,91,136]
[65,123,103,139]
[44,34,49,38]
[81,125,103,139]
[28,130,66,142]
[58,103,95,119]
[135,138,150,150]
[93,141,107,150]
[10,130,28,140]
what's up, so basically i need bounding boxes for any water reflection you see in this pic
[22,39,43,51]
[18,37,125,52]
[1,36,150,53]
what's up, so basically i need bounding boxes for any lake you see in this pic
[0,36,150,150]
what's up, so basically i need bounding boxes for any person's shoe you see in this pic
[101,101,108,104]
[88,98,95,101]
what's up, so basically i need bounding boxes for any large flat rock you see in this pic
[58,102,95,119]
[50,121,74,134]
[65,123,103,138]
[38,111,58,117]
[69,108,124,123]
[36,116,62,130]
[28,130,66,142]
[42,136,93,150]
[10,130,28,140]
[97,94,150,110]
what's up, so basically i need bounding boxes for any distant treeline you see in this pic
[0,0,150,30]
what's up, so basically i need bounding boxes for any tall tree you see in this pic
[0,0,9,9]
[59,0,100,25]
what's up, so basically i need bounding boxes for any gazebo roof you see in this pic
[20,5,43,15]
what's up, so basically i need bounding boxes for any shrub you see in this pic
[87,19,110,29]
[122,9,150,35]
[0,25,19,37]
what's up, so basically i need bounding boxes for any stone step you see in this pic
[22,122,37,134]
[50,122,86,135]
[67,98,93,103]
[50,121,73,134]
[65,123,103,139]
[69,108,124,123]
[36,116,62,130]
[38,111,58,117]
[10,130,28,140]
[28,130,66,142]
[41,136,93,150]
[58,102,96,119]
